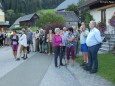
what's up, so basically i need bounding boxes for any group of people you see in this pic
[10,28,35,61]
[1,20,102,74]
[80,21,102,73]
[33,26,79,67]
[51,21,102,74]
[0,31,11,47]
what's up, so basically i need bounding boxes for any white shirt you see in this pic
[80,30,89,44]
[86,27,102,47]
[19,34,27,47]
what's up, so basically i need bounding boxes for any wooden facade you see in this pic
[20,13,39,27]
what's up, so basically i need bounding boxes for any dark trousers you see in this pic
[0,40,3,46]
[35,39,39,52]
[66,46,74,60]
[39,41,43,52]
[54,46,63,67]
[88,44,100,71]
[60,46,66,59]
[27,46,29,53]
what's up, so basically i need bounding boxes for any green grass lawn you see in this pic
[76,53,115,84]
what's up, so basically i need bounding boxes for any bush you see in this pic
[10,27,22,30]
[97,21,106,32]
[66,4,79,16]
[110,14,115,27]
[36,12,65,27]
[43,23,64,34]
[85,12,93,28]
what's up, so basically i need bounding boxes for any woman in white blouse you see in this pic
[18,30,28,60]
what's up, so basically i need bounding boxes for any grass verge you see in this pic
[76,53,115,84]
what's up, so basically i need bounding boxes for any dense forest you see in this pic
[0,0,64,24]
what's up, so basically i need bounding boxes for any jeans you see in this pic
[88,44,100,70]
[54,46,63,66]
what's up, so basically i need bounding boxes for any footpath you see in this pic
[0,47,114,86]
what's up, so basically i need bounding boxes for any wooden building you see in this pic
[0,3,9,32]
[79,0,115,26]
[12,13,39,28]
[56,11,79,28]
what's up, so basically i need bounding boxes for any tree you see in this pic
[5,9,25,24]
[85,12,93,28]
[66,4,79,16]
[1,0,65,25]
[36,12,65,27]
[77,0,93,28]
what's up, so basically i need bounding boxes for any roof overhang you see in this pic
[0,22,9,26]
[79,0,99,9]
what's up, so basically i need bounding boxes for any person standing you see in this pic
[73,26,79,57]
[6,32,11,46]
[42,30,48,53]
[0,32,3,47]
[10,30,19,60]
[26,28,34,53]
[63,27,68,38]
[52,28,63,67]
[60,30,66,61]
[66,27,75,66]
[62,27,68,56]
[18,30,28,60]
[86,21,102,73]
[2,32,6,46]
[39,29,44,53]
[34,30,39,52]
[80,22,89,67]
[47,30,53,55]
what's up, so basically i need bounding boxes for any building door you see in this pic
[101,9,106,23]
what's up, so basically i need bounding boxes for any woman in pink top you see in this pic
[52,28,64,67]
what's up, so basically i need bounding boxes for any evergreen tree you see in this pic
[0,0,64,24]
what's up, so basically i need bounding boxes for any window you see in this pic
[101,10,106,23]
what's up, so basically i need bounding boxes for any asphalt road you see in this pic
[0,53,53,86]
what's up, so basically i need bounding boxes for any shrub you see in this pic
[110,13,115,27]
[43,23,64,34]
[36,12,65,27]
[85,12,93,28]
[10,27,22,30]
[66,4,79,16]
[97,21,106,32]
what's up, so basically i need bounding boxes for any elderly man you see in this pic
[86,21,102,73]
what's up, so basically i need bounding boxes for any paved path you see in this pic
[0,46,36,79]
[39,58,114,86]
[0,52,53,86]
[0,47,114,86]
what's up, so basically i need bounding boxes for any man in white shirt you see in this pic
[86,21,102,73]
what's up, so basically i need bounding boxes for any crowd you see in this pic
[0,31,12,47]
[0,20,102,74]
